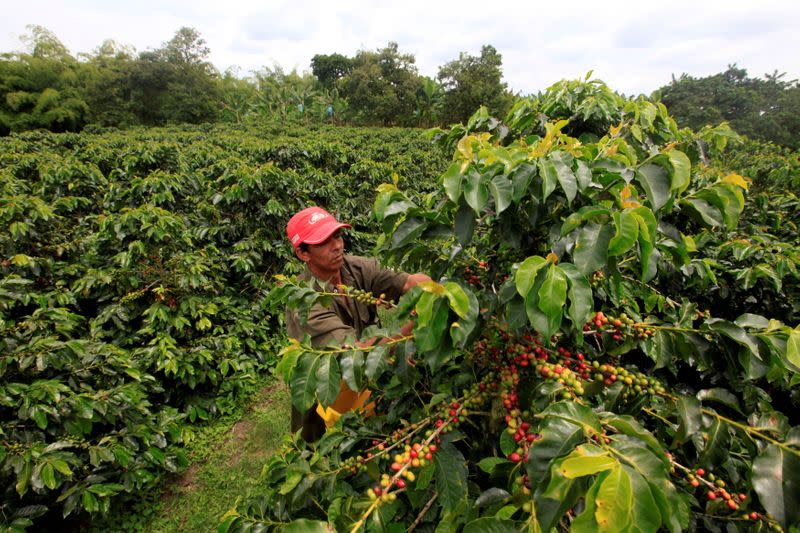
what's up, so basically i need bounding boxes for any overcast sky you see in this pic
[2,0,798,96]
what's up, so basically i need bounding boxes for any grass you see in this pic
[93,377,291,532]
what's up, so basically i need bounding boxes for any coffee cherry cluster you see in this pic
[337,285,389,307]
[463,260,488,286]
[583,311,654,342]
[358,380,493,510]
[674,464,776,526]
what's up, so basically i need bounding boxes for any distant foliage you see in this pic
[655,65,800,150]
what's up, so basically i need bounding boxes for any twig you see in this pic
[407,492,438,533]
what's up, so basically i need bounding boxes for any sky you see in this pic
[2,0,799,96]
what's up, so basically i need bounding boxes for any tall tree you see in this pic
[310,53,353,90]
[127,27,220,125]
[0,25,88,134]
[341,42,423,126]
[80,40,138,126]
[437,45,513,125]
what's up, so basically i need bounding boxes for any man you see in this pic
[285,206,430,441]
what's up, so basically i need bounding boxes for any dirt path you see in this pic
[113,381,291,532]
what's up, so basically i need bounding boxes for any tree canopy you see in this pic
[437,44,513,124]
[654,65,800,149]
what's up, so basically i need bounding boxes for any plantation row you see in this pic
[235,79,800,531]
[0,123,448,529]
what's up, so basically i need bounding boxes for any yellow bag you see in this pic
[315,381,375,428]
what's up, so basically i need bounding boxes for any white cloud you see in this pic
[1,0,798,95]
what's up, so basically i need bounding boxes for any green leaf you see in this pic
[40,463,57,490]
[752,444,800,529]
[434,442,468,514]
[416,460,435,490]
[706,318,761,359]
[537,265,567,336]
[290,352,323,412]
[391,217,427,249]
[414,298,449,353]
[607,211,639,257]
[527,403,599,489]
[576,159,593,191]
[515,256,547,298]
[667,150,691,194]
[500,430,516,457]
[340,350,365,392]
[365,345,388,381]
[705,184,744,229]
[443,282,470,319]
[611,442,668,480]
[442,162,463,203]
[786,327,800,369]
[637,161,671,212]
[511,163,536,202]
[561,263,593,330]
[539,157,559,201]
[561,205,611,236]
[625,466,662,533]
[32,409,48,430]
[462,517,515,533]
[454,201,476,246]
[603,415,661,452]
[478,456,510,474]
[696,388,742,413]
[279,519,332,532]
[559,448,617,478]
[542,401,602,433]
[594,465,633,532]
[572,223,613,276]
[682,197,723,227]
[697,417,730,468]
[551,151,577,204]
[674,395,701,445]
[571,471,604,532]
[489,175,513,214]
[51,459,72,476]
[474,488,511,508]
[315,355,340,407]
[464,169,489,213]
[631,207,657,281]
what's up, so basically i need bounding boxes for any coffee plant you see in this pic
[230,77,800,532]
[0,123,447,530]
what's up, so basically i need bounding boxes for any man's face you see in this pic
[297,229,345,276]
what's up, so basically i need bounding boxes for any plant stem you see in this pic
[702,408,800,458]
[407,492,438,532]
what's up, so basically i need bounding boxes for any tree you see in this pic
[126,27,220,125]
[437,44,513,124]
[80,40,138,126]
[0,26,88,134]
[654,64,800,149]
[160,27,211,66]
[218,68,258,124]
[341,42,423,126]
[413,76,444,127]
[310,53,353,90]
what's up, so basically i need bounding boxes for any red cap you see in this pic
[286,207,351,249]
